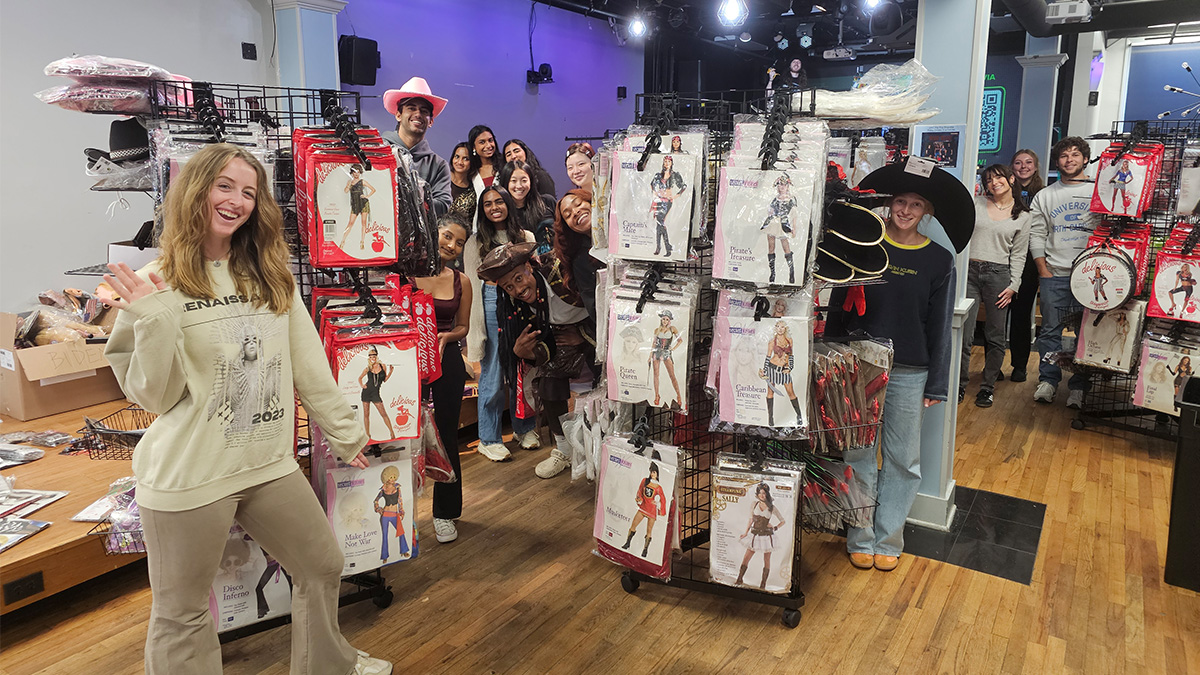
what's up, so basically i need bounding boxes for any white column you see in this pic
[1067,32,1105,137]
[273,0,346,90]
[907,0,991,531]
[1015,36,1068,181]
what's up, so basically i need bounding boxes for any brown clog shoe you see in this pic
[873,554,900,571]
[849,552,874,570]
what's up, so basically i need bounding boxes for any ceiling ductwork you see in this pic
[999,0,1200,37]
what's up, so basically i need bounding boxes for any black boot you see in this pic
[790,396,802,421]
[653,226,661,255]
[760,566,769,589]
[768,253,776,282]
[785,252,795,283]
[736,564,748,585]
[767,396,775,426]
[622,531,634,550]
[662,227,672,257]
[642,539,650,557]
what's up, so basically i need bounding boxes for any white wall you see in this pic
[337,0,644,193]
[0,0,277,311]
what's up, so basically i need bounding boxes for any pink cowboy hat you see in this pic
[383,77,448,119]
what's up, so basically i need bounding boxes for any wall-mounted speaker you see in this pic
[338,35,380,86]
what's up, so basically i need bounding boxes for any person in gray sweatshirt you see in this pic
[1028,136,1097,408]
[382,77,452,219]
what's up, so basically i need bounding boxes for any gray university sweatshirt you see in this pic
[1028,179,1098,277]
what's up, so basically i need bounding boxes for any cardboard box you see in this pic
[0,313,125,421]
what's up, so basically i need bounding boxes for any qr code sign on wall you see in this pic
[979,87,1005,154]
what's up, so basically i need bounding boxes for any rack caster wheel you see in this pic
[372,589,394,609]
[781,609,801,628]
[1071,418,1085,430]
[621,572,640,594]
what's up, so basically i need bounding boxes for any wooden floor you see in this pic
[2,349,1198,674]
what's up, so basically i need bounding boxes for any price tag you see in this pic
[904,156,936,178]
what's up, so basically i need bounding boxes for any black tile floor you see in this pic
[902,486,1046,585]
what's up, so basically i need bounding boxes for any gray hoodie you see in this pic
[382,131,452,219]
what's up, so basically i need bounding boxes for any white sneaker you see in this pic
[478,442,511,462]
[535,448,571,479]
[1033,382,1056,404]
[1066,389,1085,409]
[354,651,393,675]
[433,518,458,543]
[516,429,541,450]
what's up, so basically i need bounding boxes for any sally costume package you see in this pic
[325,447,416,575]
[608,151,697,262]
[593,437,682,580]
[709,456,801,594]
[208,524,292,632]
[329,327,421,444]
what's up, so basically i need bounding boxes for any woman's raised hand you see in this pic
[102,262,167,310]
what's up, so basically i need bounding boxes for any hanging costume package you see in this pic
[713,167,818,287]
[1074,300,1147,373]
[1069,244,1136,312]
[208,524,292,632]
[848,137,887,187]
[1090,143,1164,219]
[713,315,812,435]
[593,437,680,580]
[623,128,712,245]
[1134,338,1196,417]
[608,151,697,262]
[325,447,416,575]
[606,295,693,412]
[1148,249,1200,323]
[330,328,421,443]
[707,289,813,390]
[709,467,801,594]
[307,147,399,268]
[590,145,616,262]
[809,339,894,455]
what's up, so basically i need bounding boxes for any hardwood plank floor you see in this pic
[1,346,1197,674]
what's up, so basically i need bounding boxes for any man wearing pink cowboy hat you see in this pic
[382,76,452,218]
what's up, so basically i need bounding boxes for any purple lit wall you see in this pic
[336,0,644,194]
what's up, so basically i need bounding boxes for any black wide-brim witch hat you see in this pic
[825,200,885,245]
[856,159,976,253]
[85,118,150,168]
[817,235,890,275]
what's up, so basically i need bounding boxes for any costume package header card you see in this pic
[608,151,696,262]
[606,296,691,412]
[325,448,416,576]
[713,167,817,286]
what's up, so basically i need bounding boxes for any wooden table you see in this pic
[0,399,143,614]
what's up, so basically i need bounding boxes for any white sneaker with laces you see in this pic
[433,518,458,543]
[535,448,571,479]
[477,442,511,462]
[354,651,393,675]
[1066,389,1085,409]
[1033,382,1056,404]
[516,429,541,450]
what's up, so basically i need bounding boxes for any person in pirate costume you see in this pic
[477,242,596,479]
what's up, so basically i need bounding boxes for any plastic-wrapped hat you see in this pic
[856,158,976,253]
[825,200,885,245]
[383,77,448,119]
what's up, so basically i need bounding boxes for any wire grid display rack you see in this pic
[1074,119,1200,439]
[619,93,877,629]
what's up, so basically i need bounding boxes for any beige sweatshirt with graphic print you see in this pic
[104,261,368,512]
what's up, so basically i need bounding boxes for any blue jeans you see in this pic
[477,284,535,444]
[845,366,928,557]
[1036,276,1090,391]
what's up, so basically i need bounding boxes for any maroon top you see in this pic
[483,175,495,187]
[433,271,463,332]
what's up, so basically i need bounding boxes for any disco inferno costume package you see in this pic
[712,167,817,287]
[606,295,693,412]
[325,447,416,575]
[331,329,421,443]
[593,437,680,580]
[608,151,697,262]
[709,466,801,594]
[208,524,292,632]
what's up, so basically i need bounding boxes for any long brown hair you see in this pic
[474,185,526,259]
[158,143,294,313]
[551,188,593,291]
[1011,148,1044,196]
[981,164,1030,220]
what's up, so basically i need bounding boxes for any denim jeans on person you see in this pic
[961,260,1010,392]
[478,284,535,445]
[1036,276,1090,391]
[845,365,928,557]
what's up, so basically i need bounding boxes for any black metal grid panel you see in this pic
[1076,119,1200,438]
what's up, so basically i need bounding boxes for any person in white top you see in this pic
[959,164,1031,408]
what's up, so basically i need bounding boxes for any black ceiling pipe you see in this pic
[999,0,1200,38]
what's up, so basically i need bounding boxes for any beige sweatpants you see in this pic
[140,469,357,675]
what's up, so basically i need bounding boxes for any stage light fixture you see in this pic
[629,15,648,38]
[718,0,749,27]
[739,31,752,42]
[777,37,790,49]
[864,0,881,9]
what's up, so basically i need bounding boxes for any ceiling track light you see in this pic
[718,0,749,28]
[629,14,648,38]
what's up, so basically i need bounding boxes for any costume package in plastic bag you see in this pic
[808,338,894,455]
[419,401,456,483]
[307,147,399,267]
[593,437,680,580]
[566,390,634,482]
[208,523,293,632]
[790,59,942,127]
[325,445,416,574]
[623,126,712,245]
[590,143,616,262]
[608,151,697,262]
[44,55,172,82]
[711,316,813,438]
[713,167,818,287]
[1074,300,1147,373]
[707,289,813,391]
[708,465,801,594]
[329,326,421,443]
[36,83,151,114]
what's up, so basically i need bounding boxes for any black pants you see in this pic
[1006,252,1040,373]
[426,340,466,520]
